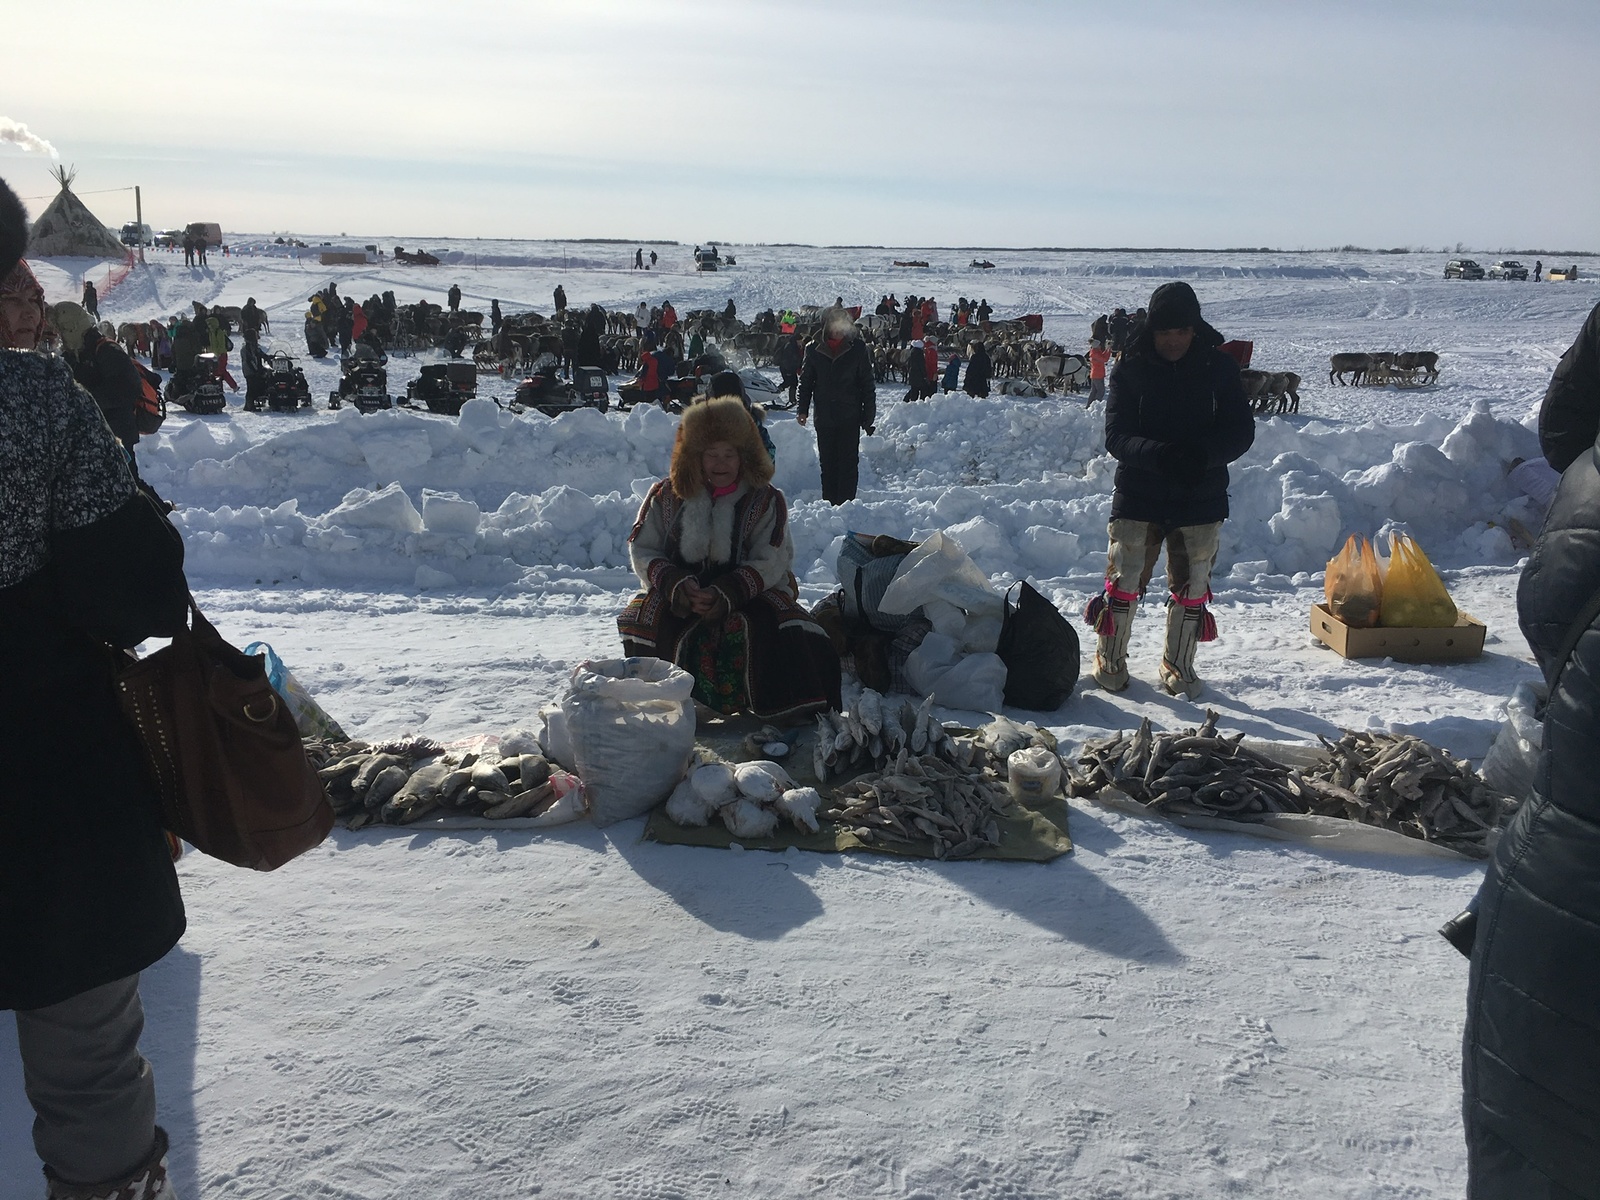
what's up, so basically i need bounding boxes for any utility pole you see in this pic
[135,185,145,265]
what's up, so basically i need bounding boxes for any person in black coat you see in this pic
[576,303,605,370]
[75,327,144,457]
[1087,281,1253,698]
[902,338,929,403]
[797,308,876,504]
[1463,301,1600,1199]
[773,332,804,407]
[963,341,993,398]
[0,175,189,1198]
[553,284,567,313]
[82,279,98,318]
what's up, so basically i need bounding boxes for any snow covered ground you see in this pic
[5,243,1597,1198]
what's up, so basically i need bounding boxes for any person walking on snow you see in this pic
[1085,341,1111,408]
[798,307,876,504]
[81,280,98,319]
[1085,281,1253,699]
[447,284,461,313]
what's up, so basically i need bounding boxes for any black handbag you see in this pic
[997,581,1080,711]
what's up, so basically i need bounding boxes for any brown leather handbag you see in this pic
[117,597,333,870]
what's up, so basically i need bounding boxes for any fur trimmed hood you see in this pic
[670,394,774,499]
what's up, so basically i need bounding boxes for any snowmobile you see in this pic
[328,346,392,413]
[514,359,610,419]
[404,361,477,415]
[264,352,313,412]
[166,355,227,415]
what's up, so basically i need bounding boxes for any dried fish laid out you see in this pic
[1065,712,1520,857]
[307,736,583,829]
[811,688,1056,782]
[1300,729,1521,858]
[817,751,1016,859]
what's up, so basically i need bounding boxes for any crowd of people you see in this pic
[9,157,1600,1194]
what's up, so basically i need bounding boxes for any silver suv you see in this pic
[1488,260,1529,281]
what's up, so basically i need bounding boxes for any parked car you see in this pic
[1488,260,1529,281]
[153,229,183,248]
[119,222,153,247]
[185,221,223,248]
[1445,259,1485,280]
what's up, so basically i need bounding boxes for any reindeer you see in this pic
[1328,352,1370,385]
[1396,351,1439,383]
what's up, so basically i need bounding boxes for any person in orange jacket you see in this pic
[1086,341,1112,407]
[922,337,939,399]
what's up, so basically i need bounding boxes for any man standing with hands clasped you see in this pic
[1085,281,1253,699]
[797,306,876,504]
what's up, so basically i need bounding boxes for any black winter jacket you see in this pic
[797,333,875,431]
[1463,314,1600,1199]
[77,337,145,449]
[1103,323,1253,527]
[964,346,992,397]
[1539,301,1600,472]
[1,353,189,1011]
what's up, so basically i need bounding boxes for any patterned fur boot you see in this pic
[1091,595,1135,692]
[1158,601,1205,700]
[44,1127,179,1200]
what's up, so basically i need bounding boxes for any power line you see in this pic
[19,186,137,201]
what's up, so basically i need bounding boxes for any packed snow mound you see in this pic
[150,390,1543,592]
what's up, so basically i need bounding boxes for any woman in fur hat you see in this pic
[619,394,841,719]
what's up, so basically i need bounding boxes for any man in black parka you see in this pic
[1463,300,1600,1199]
[797,307,876,505]
[1088,281,1253,698]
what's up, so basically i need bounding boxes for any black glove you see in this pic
[1158,443,1208,486]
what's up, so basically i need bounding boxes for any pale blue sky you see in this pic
[5,0,1597,247]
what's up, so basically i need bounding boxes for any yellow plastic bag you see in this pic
[1379,533,1458,627]
[1324,534,1383,628]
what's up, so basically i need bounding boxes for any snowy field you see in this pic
[6,241,1599,1198]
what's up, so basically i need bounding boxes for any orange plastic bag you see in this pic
[1324,534,1383,628]
[1379,533,1458,627]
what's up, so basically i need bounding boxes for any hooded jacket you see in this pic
[1463,311,1600,1198]
[1103,318,1253,526]
[797,330,875,431]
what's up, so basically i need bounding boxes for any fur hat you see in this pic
[669,394,773,499]
[0,176,28,281]
[50,301,96,352]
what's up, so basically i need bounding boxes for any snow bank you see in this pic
[153,386,1545,593]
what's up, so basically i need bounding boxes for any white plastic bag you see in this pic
[561,658,696,826]
[878,531,1004,652]
[1479,680,1546,802]
[904,632,1008,711]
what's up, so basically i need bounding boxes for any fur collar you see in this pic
[678,482,749,566]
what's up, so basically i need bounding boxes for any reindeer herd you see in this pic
[1328,351,1440,388]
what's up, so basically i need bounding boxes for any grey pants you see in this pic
[15,974,158,1185]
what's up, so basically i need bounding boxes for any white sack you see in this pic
[561,658,696,826]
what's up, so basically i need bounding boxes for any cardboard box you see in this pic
[1310,603,1486,663]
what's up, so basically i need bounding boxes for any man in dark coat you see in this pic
[81,279,98,318]
[797,307,876,505]
[902,338,929,403]
[576,303,605,369]
[447,283,461,312]
[774,332,804,407]
[1463,300,1600,1198]
[1,175,190,1199]
[553,284,567,313]
[964,341,993,398]
[75,327,144,455]
[1087,281,1253,698]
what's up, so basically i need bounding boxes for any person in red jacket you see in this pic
[922,337,939,399]
[1086,342,1111,408]
[636,332,668,409]
[660,302,677,332]
[910,304,927,342]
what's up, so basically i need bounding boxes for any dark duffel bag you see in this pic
[997,581,1079,711]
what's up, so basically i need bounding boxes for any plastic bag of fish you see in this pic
[664,756,823,839]
[306,735,586,829]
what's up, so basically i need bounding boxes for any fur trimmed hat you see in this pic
[669,394,774,499]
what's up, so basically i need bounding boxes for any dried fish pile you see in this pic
[1300,730,1520,857]
[818,751,1015,859]
[813,689,1054,782]
[1066,712,1308,816]
[306,737,575,829]
[1066,712,1520,857]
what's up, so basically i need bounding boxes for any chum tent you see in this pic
[27,165,126,259]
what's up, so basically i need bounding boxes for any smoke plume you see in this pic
[0,119,59,157]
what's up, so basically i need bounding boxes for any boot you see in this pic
[44,1127,179,1200]
[1092,595,1135,692]
[1159,601,1205,700]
